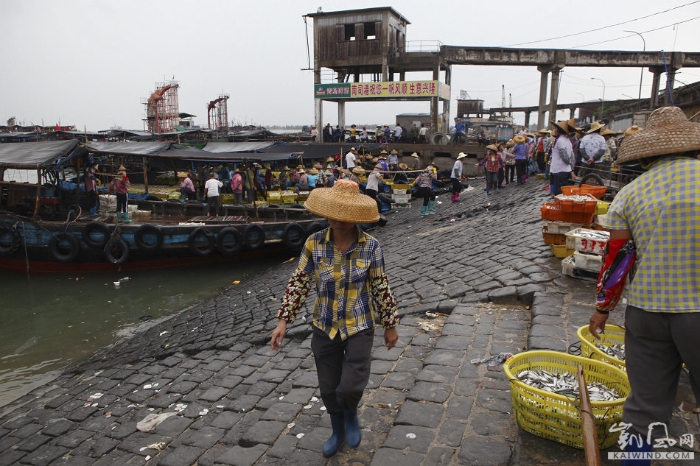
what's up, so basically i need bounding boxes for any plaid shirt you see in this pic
[277,227,399,340]
[601,156,700,312]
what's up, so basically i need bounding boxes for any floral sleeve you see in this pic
[276,268,312,323]
[371,275,399,329]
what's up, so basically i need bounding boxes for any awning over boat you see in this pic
[202,142,275,153]
[0,140,81,169]
[259,143,383,160]
[84,142,172,155]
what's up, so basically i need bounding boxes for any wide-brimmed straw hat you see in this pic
[390,149,398,155]
[410,152,420,158]
[398,163,408,170]
[457,152,467,160]
[298,168,306,174]
[313,163,323,169]
[308,168,319,175]
[513,135,527,144]
[380,149,388,154]
[352,166,366,175]
[118,165,127,172]
[263,163,271,169]
[536,129,550,135]
[506,139,515,148]
[281,166,290,171]
[587,121,605,134]
[600,129,616,136]
[304,179,379,223]
[327,156,335,162]
[616,106,700,165]
[551,119,574,134]
[623,125,640,138]
[486,144,499,152]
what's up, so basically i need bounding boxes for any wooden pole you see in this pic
[142,157,149,194]
[578,364,602,466]
[33,167,42,218]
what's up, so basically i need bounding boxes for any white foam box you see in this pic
[573,251,603,273]
[132,210,152,218]
[545,221,580,235]
[392,193,411,204]
[392,189,408,195]
[565,228,609,255]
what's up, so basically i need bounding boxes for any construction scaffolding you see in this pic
[142,80,180,133]
[207,94,230,130]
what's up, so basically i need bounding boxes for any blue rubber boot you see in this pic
[427,200,436,214]
[123,212,132,224]
[420,206,428,217]
[343,408,361,448]
[323,413,345,458]
[116,212,123,223]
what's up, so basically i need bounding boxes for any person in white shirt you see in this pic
[418,124,428,143]
[394,124,403,142]
[345,148,357,169]
[204,172,223,218]
[578,121,607,178]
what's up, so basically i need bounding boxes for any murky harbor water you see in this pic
[0,257,285,407]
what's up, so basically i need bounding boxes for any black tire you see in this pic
[243,224,265,249]
[188,227,215,256]
[82,221,110,249]
[216,227,243,255]
[48,232,80,262]
[580,173,605,186]
[305,221,325,237]
[145,194,162,202]
[282,223,306,249]
[134,224,164,251]
[0,226,21,255]
[104,237,130,264]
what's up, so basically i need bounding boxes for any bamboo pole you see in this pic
[33,167,42,218]
[578,364,602,466]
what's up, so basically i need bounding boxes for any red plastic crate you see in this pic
[541,203,595,224]
[554,193,598,214]
[561,184,607,199]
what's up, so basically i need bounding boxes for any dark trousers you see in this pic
[505,164,516,183]
[623,305,700,435]
[116,193,128,213]
[418,186,435,206]
[515,159,527,184]
[311,326,374,414]
[550,171,571,195]
[536,152,546,172]
[451,177,462,194]
[365,188,381,213]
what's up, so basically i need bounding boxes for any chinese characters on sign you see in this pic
[607,422,695,461]
[314,81,450,100]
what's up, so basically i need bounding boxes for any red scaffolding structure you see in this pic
[143,80,180,133]
[207,94,229,130]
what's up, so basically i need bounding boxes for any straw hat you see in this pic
[373,164,382,171]
[390,149,398,155]
[486,144,499,152]
[616,106,700,165]
[352,166,366,175]
[313,163,323,169]
[263,163,271,169]
[304,179,379,223]
[398,163,408,170]
[327,156,335,162]
[372,157,379,163]
[600,129,616,136]
[623,125,640,138]
[118,165,127,172]
[551,119,573,134]
[457,152,467,160]
[536,129,549,135]
[281,166,290,171]
[380,149,388,154]
[298,168,306,174]
[308,168,319,175]
[513,135,527,144]
[410,152,420,158]
[506,139,515,148]
[568,118,582,132]
[296,164,304,170]
[587,121,605,134]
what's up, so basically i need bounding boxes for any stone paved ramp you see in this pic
[0,178,697,465]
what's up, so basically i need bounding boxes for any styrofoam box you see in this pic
[562,255,576,277]
[392,189,408,195]
[565,228,609,255]
[545,221,580,235]
[392,194,411,204]
[573,251,603,273]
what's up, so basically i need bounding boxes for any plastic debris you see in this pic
[320,406,326,411]
[145,456,151,461]
[137,412,176,432]
[144,384,152,390]
[173,403,187,412]
[406,433,417,439]
[310,396,319,402]
[232,280,241,285]
[303,404,313,410]
[296,433,305,439]
[146,442,165,451]
[287,422,295,429]
[88,393,104,401]
[279,396,285,400]
[159,331,168,337]
[199,408,209,416]
[471,352,513,367]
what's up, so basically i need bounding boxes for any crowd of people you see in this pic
[313,122,429,144]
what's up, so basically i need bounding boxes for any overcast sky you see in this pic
[2,0,699,131]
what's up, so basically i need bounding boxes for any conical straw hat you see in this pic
[616,106,700,164]
[304,179,379,223]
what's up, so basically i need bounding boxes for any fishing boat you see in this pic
[0,140,338,273]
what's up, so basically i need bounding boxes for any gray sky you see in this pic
[2,0,699,131]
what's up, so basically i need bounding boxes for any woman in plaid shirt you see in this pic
[270,179,399,458]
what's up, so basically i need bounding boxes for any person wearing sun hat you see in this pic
[588,107,700,463]
[578,121,607,178]
[450,152,468,202]
[349,166,365,185]
[409,151,421,170]
[548,118,576,195]
[110,165,132,223]
[270,179,399,458]
[512,134,528,185]
[388,149,399,172]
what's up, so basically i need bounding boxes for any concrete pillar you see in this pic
[537,67,549,129]
[338,101,346,134]
[649,67,663,109]
[442,64,452,135]
[314,66,323,142]
[666,69,677,105]
[524,111,531,128]
[431,63,440,133]
[548,68,561,125]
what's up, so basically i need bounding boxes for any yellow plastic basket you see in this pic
[503,350,629,450]
[577,325,626,369]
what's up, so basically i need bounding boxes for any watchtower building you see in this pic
[306,7,452,137]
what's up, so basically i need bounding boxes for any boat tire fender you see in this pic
[243,224,265,249]
[305,222,325,237]
[188,227,215,256]
[282,223,306,249]
[134,224,164,251]
[0,226,22,255]
[216,227,243,255]
[82,221,111,249]
[104,237,130,264]
[48,232,81,263]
